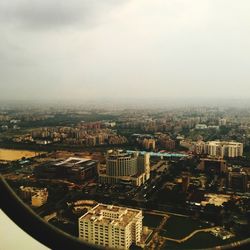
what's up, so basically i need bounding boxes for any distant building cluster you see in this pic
[118,114,229,135]
[79,203,144,249]
[132,133,176,151]
[13,121,127,146]
[19,186,48,207]
[99,150,150,186]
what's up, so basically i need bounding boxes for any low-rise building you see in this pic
[35,157,99,181]
[19,186,48,207]
[198,158,227,174]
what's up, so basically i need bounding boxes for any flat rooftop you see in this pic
[51,157,98,170]
[55,157,91,166]
[79,203,142,227]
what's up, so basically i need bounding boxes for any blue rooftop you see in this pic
[127,150,188,158]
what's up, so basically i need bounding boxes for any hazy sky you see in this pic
[0,0,250,102]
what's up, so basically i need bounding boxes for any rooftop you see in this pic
[55,157,90,167]
[79,203,142,227]
[51,157,98,171]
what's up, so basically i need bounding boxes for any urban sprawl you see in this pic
[1,105,250,249]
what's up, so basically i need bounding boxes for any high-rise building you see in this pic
[79,203,143,249]
[106,150,137,177]
[198,158,227,174]
[99,150,150,186]
[228,169,248,193]
[137,152,150,180]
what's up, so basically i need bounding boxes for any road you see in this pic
[162,227,217,243]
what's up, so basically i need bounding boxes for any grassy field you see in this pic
[162,232,244,249]
[143,213,164,228]
[160,215,209,239]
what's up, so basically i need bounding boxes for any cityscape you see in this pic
[1,105,250,249]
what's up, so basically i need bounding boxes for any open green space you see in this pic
[162,232,244,249]
[160,215,208,239]
[143,213,164,228]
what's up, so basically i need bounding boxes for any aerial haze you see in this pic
[1,0,250,103]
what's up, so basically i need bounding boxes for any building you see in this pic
[198,158,227,174]
[194,140,244,158]
[194,140,206,155]
[158,137,176,150]
[35,157,99,181]
[195,124,208,130]
[31,192,48,207]
[79,203,143,249]
[137,152,150,180]
[200,194,232,207]
[228,169,248,193]
[180,139,194,151]
[142,138,156,150]
[219,118,227,126]
[181,172,190,193]
[99,150,150,186]
[19,186,48,207]
[205,141,243,158]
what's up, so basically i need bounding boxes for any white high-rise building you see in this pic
[106,150,138,177]
[79,204,143,249]
[99,150,150,186]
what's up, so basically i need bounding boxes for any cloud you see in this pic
[0,0,127,30]
[0,0,250,102]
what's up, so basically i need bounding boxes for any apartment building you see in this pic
[79,204,143,249]
[194,141,243,158]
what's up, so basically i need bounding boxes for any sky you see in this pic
[0,0,250,103]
